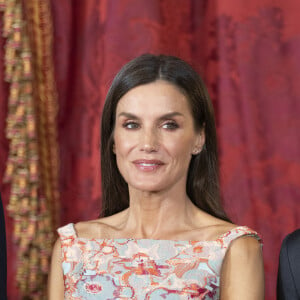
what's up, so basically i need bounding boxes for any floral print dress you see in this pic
[58,223,262,299]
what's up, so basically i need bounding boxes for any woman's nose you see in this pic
[140,129,159,152]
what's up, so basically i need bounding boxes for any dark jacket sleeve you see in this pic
[0,194,7,300]
[277,229,300,300]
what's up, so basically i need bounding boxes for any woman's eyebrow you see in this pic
[117,112,139,119]
[158,112,184,120]
[117,112,184,120]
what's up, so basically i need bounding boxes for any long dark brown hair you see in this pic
[100,54,230,222]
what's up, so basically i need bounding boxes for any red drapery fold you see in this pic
[1,0,300,299]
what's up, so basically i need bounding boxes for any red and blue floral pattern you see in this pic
[58,224,261,299]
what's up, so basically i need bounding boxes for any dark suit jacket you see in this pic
[277,229,300,300]
[0,194,7,300]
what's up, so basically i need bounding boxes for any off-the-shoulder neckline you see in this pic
[66,223,258,243]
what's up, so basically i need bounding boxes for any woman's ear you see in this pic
[192,128,205,155]
[112,143,116,154]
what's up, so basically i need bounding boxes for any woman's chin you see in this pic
[128,182,165,194]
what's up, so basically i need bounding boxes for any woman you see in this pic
[48,54,264,299]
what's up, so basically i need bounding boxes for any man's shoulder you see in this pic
[284,229,300,250]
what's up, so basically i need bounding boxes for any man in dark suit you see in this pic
[0,193,7,300]
[277,228,300,300]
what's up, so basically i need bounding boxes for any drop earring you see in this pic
[192,148,201,155]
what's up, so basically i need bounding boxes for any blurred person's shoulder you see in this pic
[283,228,300,247]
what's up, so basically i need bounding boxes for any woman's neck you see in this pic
[122,188,197,239]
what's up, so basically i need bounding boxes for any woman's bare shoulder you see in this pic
[74,210,128,239]
[191,209,237,240]
[203,222,238,241]
[197,212,260,244]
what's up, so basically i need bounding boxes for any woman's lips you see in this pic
[132,160,164,172]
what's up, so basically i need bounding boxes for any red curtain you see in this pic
[1,0,300,299]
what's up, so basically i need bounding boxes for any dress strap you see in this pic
[218,226,262,249]
[57,223,77,241]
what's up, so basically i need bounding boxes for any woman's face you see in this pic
[113,80,204,194]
